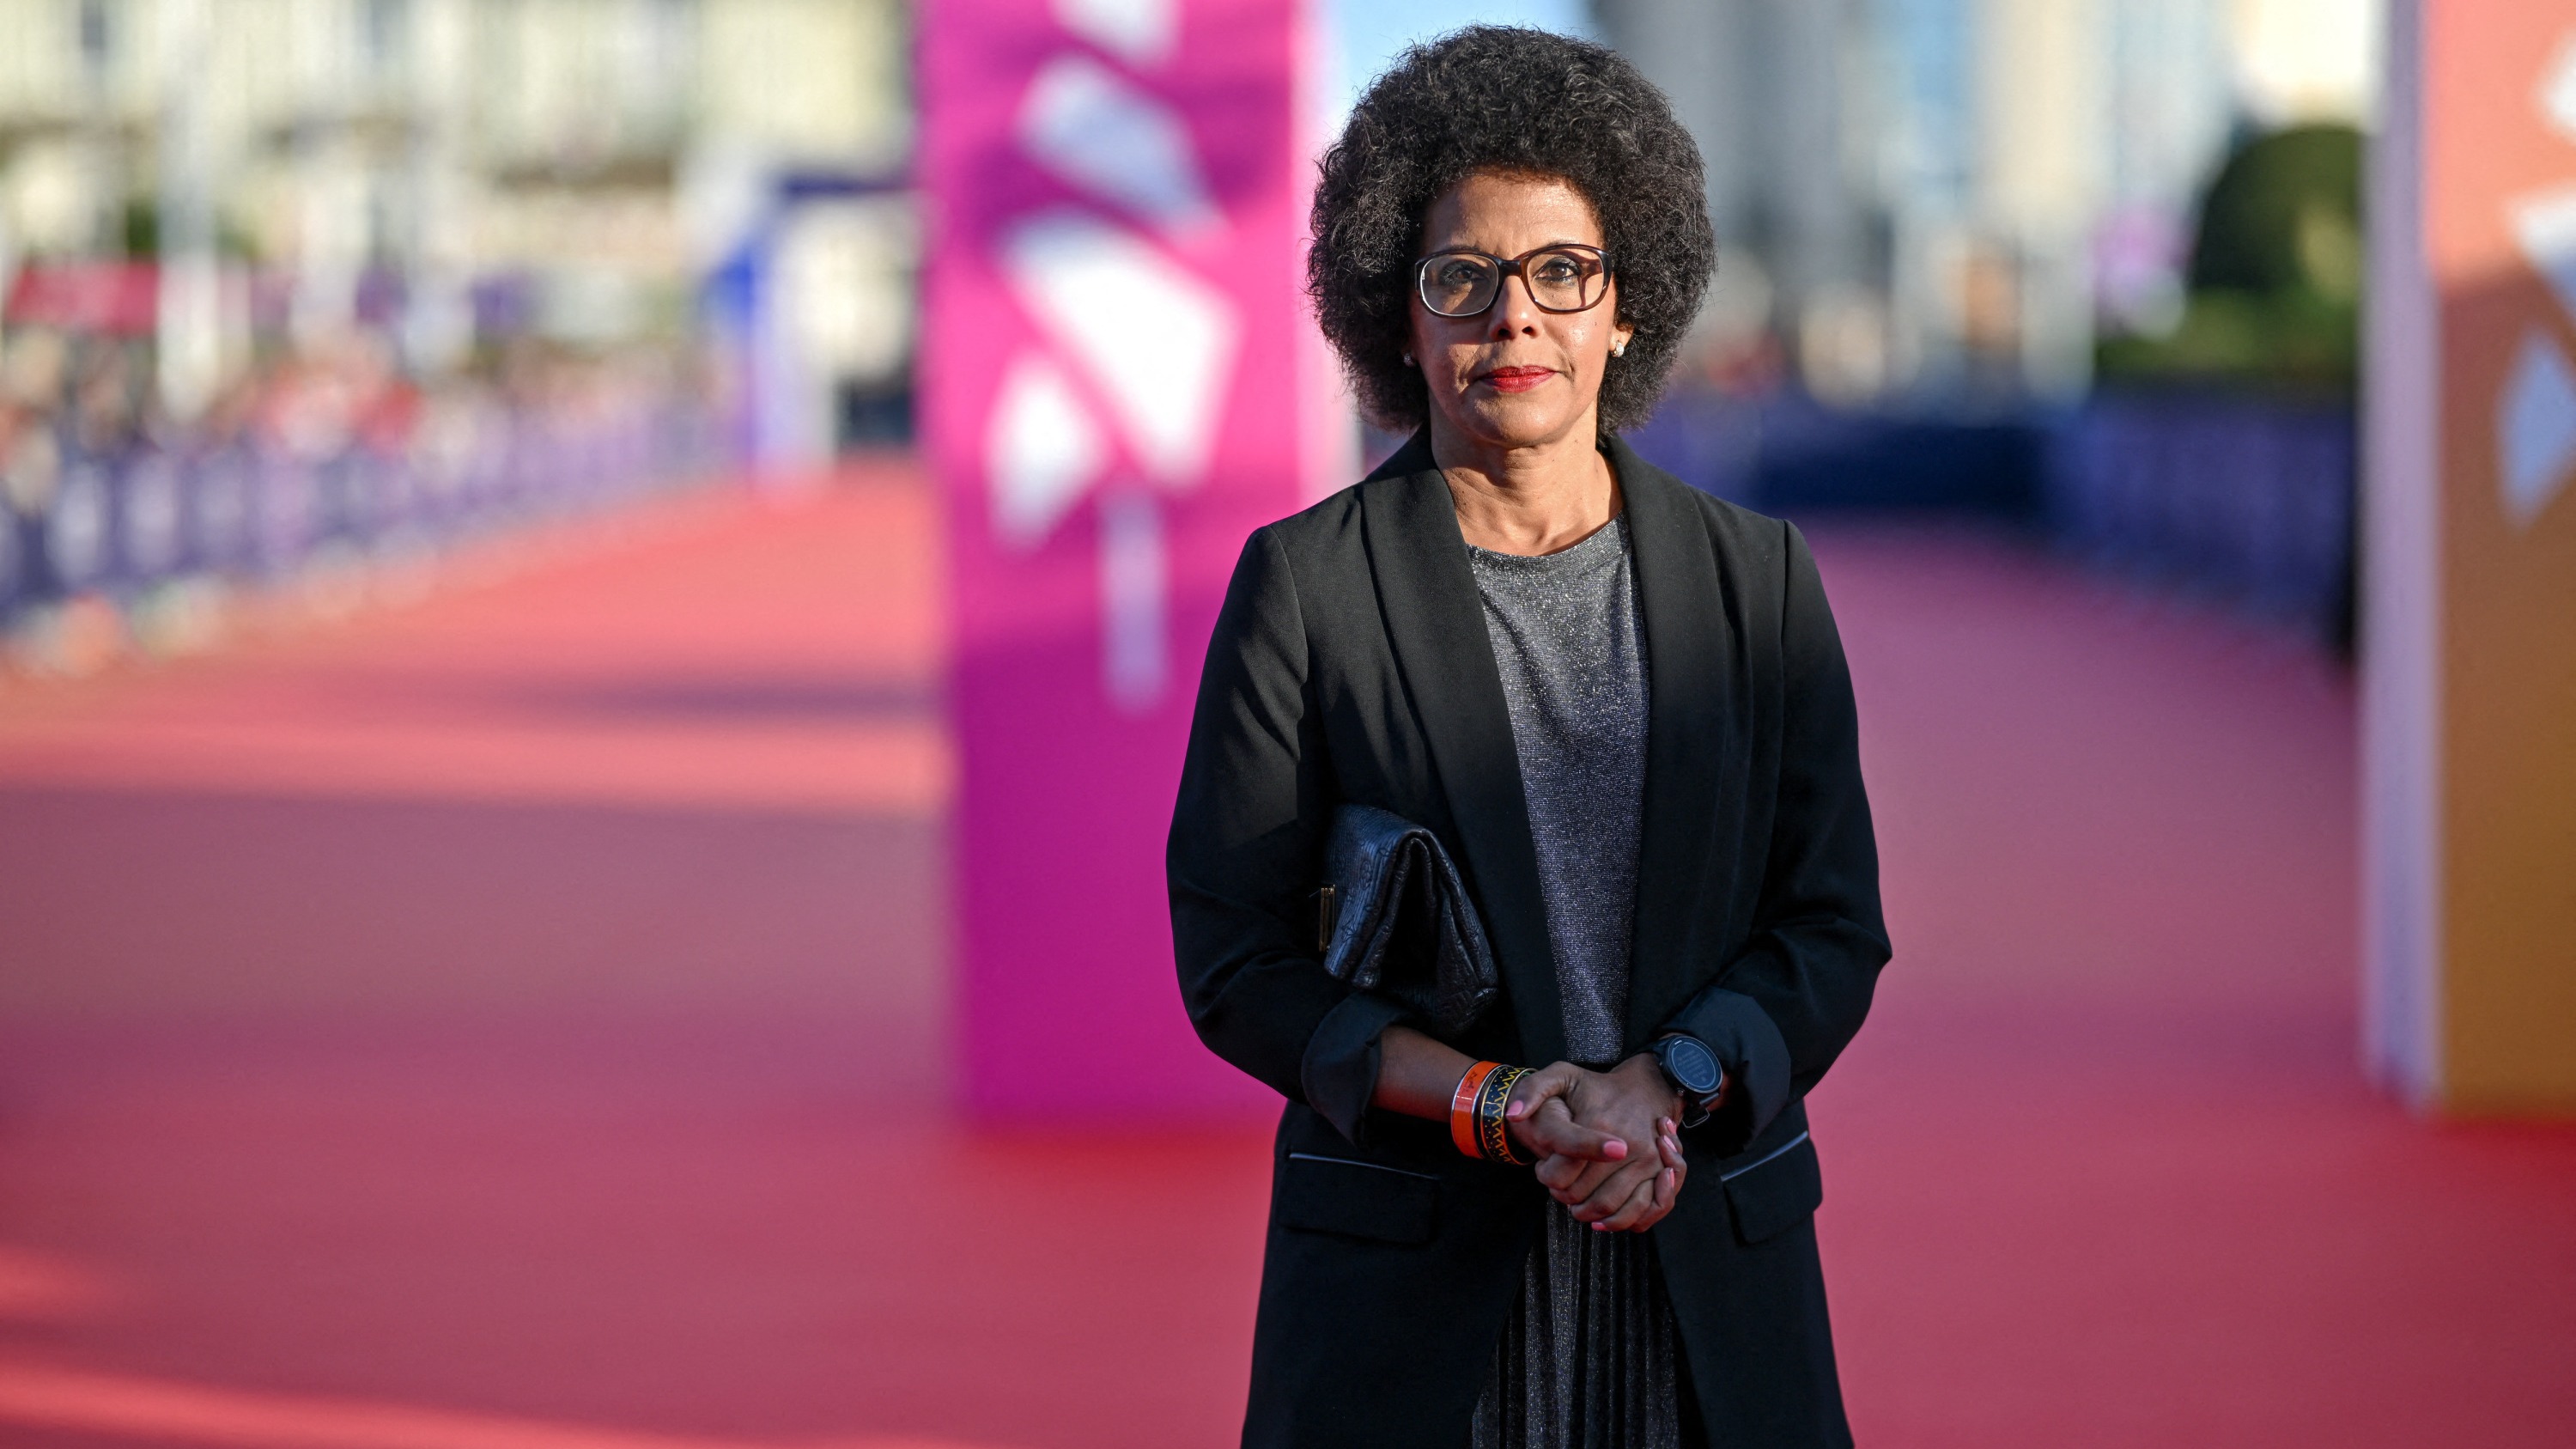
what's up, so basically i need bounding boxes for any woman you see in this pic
[1169,27,1888,1449]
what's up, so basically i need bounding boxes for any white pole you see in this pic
[157,0,223,423]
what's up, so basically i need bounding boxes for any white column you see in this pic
[2359,0,2441,1105]
[157,0,224,423]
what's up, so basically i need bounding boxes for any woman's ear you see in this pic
[1610,324,1633,359]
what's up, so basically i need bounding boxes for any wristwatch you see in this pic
[1649,1033,1727,1129]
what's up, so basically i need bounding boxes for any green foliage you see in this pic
[120,198,160,259]
[2190,124,2363,300]
[2099,123,2364,396]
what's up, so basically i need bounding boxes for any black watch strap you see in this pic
[1675,1086,1719,1129]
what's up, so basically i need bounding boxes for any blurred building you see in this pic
[1591,0,2379,409]
[0,0,911,458]
[0,0,917,669]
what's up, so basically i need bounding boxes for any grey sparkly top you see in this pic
[1466,514,1679,1449]
[1466,514,1649,1067]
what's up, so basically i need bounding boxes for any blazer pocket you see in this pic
[1275,1152,1439,1245]
[1720,1130,1821,1245]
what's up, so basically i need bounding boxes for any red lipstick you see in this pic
[1479,366,1555,393]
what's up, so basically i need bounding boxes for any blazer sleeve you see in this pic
[1169,527,1406,1140]
[1660,521,1892,1156]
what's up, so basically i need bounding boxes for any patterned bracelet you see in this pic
[1473,1063,1533,1166]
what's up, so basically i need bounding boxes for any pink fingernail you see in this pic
[1506,1101,1525,1119]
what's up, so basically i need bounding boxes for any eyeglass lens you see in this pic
[1419,248,1608,318]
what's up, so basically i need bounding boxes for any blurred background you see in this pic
[0,0,913,672]
[0,0,2374,666]
[0,2,2567,1448]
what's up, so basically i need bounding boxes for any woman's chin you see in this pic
[1445,396,1591,453]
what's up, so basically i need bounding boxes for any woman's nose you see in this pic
[1488,274,1542,336]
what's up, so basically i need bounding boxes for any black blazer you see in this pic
[1168,432,1889,1449]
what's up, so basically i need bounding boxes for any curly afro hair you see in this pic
[1308,26,1715,435]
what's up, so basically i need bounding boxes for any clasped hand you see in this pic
[1504,1056,1686,1233]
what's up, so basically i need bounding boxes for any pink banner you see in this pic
[922,0,1317,1115]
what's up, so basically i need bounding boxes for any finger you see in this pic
[1502,1062,1584,1123]
[1601,1141,1667,1207]
[1628,1166,1679,1232]
[1552,1156,1630,1209]
[1515,1096,1626,1163]
[1568,1155,1659,1221]
[1533,1151,1586,1193]
[1590,1172,1662,1232]
[1615,1163,1668,1233]
[1637,1142,1689,1231]
[1626,1173,1671,1232]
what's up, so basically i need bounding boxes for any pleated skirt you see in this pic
[1469,1198,1682,1449]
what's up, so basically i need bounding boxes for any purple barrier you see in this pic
[2048,393,2356,643]
[0,381,723,633]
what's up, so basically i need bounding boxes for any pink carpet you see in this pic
[0,477,2567,1448]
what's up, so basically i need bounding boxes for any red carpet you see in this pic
[0,478,2569,1447]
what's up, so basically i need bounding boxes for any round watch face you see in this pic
[1660,1035,1722,1096]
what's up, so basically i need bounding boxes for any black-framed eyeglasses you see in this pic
[1414,245,1613,319]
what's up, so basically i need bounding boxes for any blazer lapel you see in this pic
[1358,435,1569,1068]
[1612,435,1744,1045]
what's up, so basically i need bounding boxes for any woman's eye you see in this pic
[1435,261,1486,287]
[1534,258,1583,283]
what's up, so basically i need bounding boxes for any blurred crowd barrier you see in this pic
[1629,390,2044,516]
[0,320,724,673]
[1634,382,2356,652]
[2047,393,2355,647]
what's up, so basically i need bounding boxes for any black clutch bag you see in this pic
[1314,804,1499,1035]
